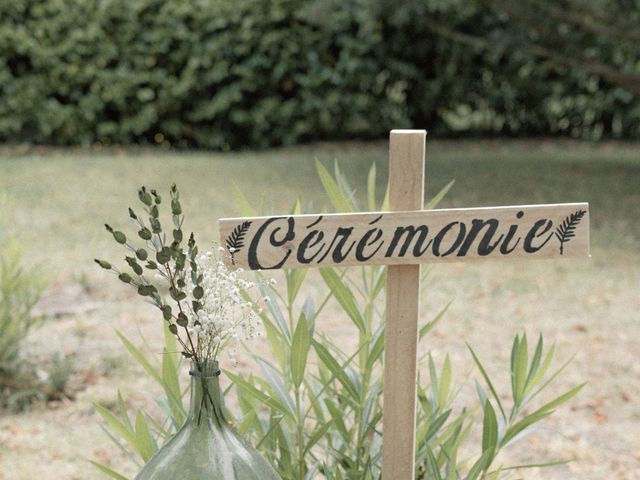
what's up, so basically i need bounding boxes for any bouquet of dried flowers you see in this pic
[95,184,260,368]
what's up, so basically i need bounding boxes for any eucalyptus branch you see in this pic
[96,183,261,368]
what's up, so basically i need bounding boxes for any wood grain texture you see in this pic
[382,130,426,480]
[218,203,590,270]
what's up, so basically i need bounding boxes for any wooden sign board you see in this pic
[219,203,589,270]
[217,130,591,480]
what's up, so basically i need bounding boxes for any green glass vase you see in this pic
[134,361,282,480]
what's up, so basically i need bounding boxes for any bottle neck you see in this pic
[189,361,226,428]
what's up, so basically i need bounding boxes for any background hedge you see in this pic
[1,0,639,148]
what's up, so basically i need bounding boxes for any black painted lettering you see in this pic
[297,230,325,264]
[355,228,384,261]
[317,227,357,263]
[500,211,524,255]
[457,219,504,257]
[432,222,466,256]
[524,219,554,253]
[248,217,295,269]
[385,225,431,257]
[332,227,356,263]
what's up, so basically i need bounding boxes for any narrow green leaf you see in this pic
[510,335,520,404]
[116,330,162,385]
[255,413,285,450]
[504,378,583,448]
[315,159,353,212]
[425,410,452,444]
[116,390,132,432]
[500,410,552,447]
[162,344,185,428]
[528,353,575,405]
[365,325,385,371]
[319,268,366,333]
[481,400,498,457]
[255,358,297,419]
[513,334,529,406]
[358,382,382,442]
[367,163,377,212]
[381,183,389,211]
[143,411,172,441]
[466,343,507,422]
[303,420,333,455]
[290,312,311,389]
[420,300,452,340]
[334,160,359,211]
[425,180,455,209]
[89,461,130,480]
[94,403,136,448]
[303,341,366,423]
[524,334,544,396]
[236,408,261,438]
[163,321,179,359]
[495,459,570,472]
[465,447,495,480]
[486,467,502,480]
[257,307,288,367]
[226,371,291,418]
[312,339,360,401]
[525,343,557,399]
[273,421,293,471]
[428,354,440,406]
[231,181,256,216]
[424,448,444,480]
[259,283,291,341]
[439,354,452,407]
[324,397,349,438]
[97,422,139,465]
[134,411,155,461]
[286,268,307,306]
[475,380,488,407]
[290,198,302,215]
[531,383,586,418]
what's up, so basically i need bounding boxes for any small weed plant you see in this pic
[93,163,583,479]
[0,199,61,411]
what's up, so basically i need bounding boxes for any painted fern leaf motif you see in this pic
[226,221,252,264]
[555,210,586,255]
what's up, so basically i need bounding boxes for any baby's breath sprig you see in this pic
[185,249,261,365]
[95,184,229,367]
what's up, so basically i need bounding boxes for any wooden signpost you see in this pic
[219,130,590,479]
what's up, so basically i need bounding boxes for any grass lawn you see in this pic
[0,139,639,479]
[1,140,638,278]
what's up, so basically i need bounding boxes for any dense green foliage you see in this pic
[1,0,638,148]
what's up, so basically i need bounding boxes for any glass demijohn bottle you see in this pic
[134,361,282,480]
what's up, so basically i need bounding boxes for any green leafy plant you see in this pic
[0,201,52,411]
[91,324,185,479]
[0,241,44,373]
[93,162,584,479]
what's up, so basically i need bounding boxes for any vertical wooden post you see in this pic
[382,130,426,479]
